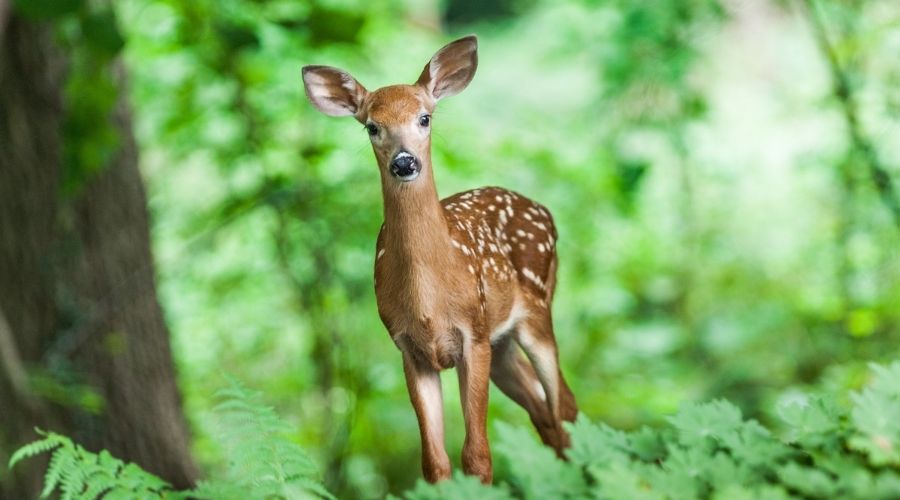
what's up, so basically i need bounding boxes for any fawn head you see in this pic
[302,36,478,184]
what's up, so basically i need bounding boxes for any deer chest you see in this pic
[375,265,471,369]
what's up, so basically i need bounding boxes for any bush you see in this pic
[11,363,900,499]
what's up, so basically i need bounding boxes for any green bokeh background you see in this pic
[50,0,900,497]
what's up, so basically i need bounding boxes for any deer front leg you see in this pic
[457,338,492,483]
[403,353,451,483]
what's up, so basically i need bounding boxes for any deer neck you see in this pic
[380,161,452,270]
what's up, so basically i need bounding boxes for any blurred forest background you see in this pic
[1,0,899,498]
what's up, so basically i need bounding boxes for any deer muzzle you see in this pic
[390,151,420,181]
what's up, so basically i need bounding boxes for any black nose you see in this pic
[390,153,419,178]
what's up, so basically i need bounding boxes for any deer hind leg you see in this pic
[516,314,578,455]
[490,335,561,450]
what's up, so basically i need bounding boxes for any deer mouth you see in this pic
[392,168,420,181]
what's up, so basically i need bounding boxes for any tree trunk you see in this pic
[0,12,197,498]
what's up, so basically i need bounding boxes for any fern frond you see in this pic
[41,442,76,498]
[9,430,172,499]
[7,429,65,469]
[189,377,334,499]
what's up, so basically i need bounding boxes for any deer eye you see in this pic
[366,123,379,136]
[418,115,430,127]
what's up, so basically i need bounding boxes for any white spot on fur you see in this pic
[377,248,385,260]
[522,267,546,290]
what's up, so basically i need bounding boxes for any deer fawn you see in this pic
[302,35,577,484]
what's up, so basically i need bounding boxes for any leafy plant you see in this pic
[10,362,900,499]
[8,380,332,499]
[403,361,900,499]
[191,379,334,499]
[8,432,171,499]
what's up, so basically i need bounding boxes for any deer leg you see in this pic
[489,335,561,449]
[557,366,578,424]
[517,315,577,455]
[457,338,493,483]
[403,353,451,483]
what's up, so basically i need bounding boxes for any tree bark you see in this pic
[0,12,197,498]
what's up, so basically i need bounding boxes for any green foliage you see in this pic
[191,380,334,499]
[9,380,331,500]
[21,0,899,496]
[848,363,900,466]
[397,472,513,500]
[494,423,587,498]
[404,361,900,499]
[8,431,170,499]
[11,363,900,499]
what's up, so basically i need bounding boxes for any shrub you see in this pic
[10,363,900,499]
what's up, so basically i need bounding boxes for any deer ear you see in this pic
[302,65,368,118]
[417,35,478,101]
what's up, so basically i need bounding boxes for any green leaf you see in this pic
[630,426,667,462]
[667,399,744,447]
[401,472,514,500]
[8,430,60,469]
[494,422,586,499]
[564,413,633,469]
[711,484,791,500]
[777,395,845,446]
[654,445,709,498]
[848,363,900,466]
[718,420,790,470]
[591,461,663,499]
[777,462,839,498]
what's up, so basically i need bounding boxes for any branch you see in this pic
[800,0,900,229]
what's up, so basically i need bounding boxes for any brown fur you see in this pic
[365,86,430,126]
[303,36,578,485]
